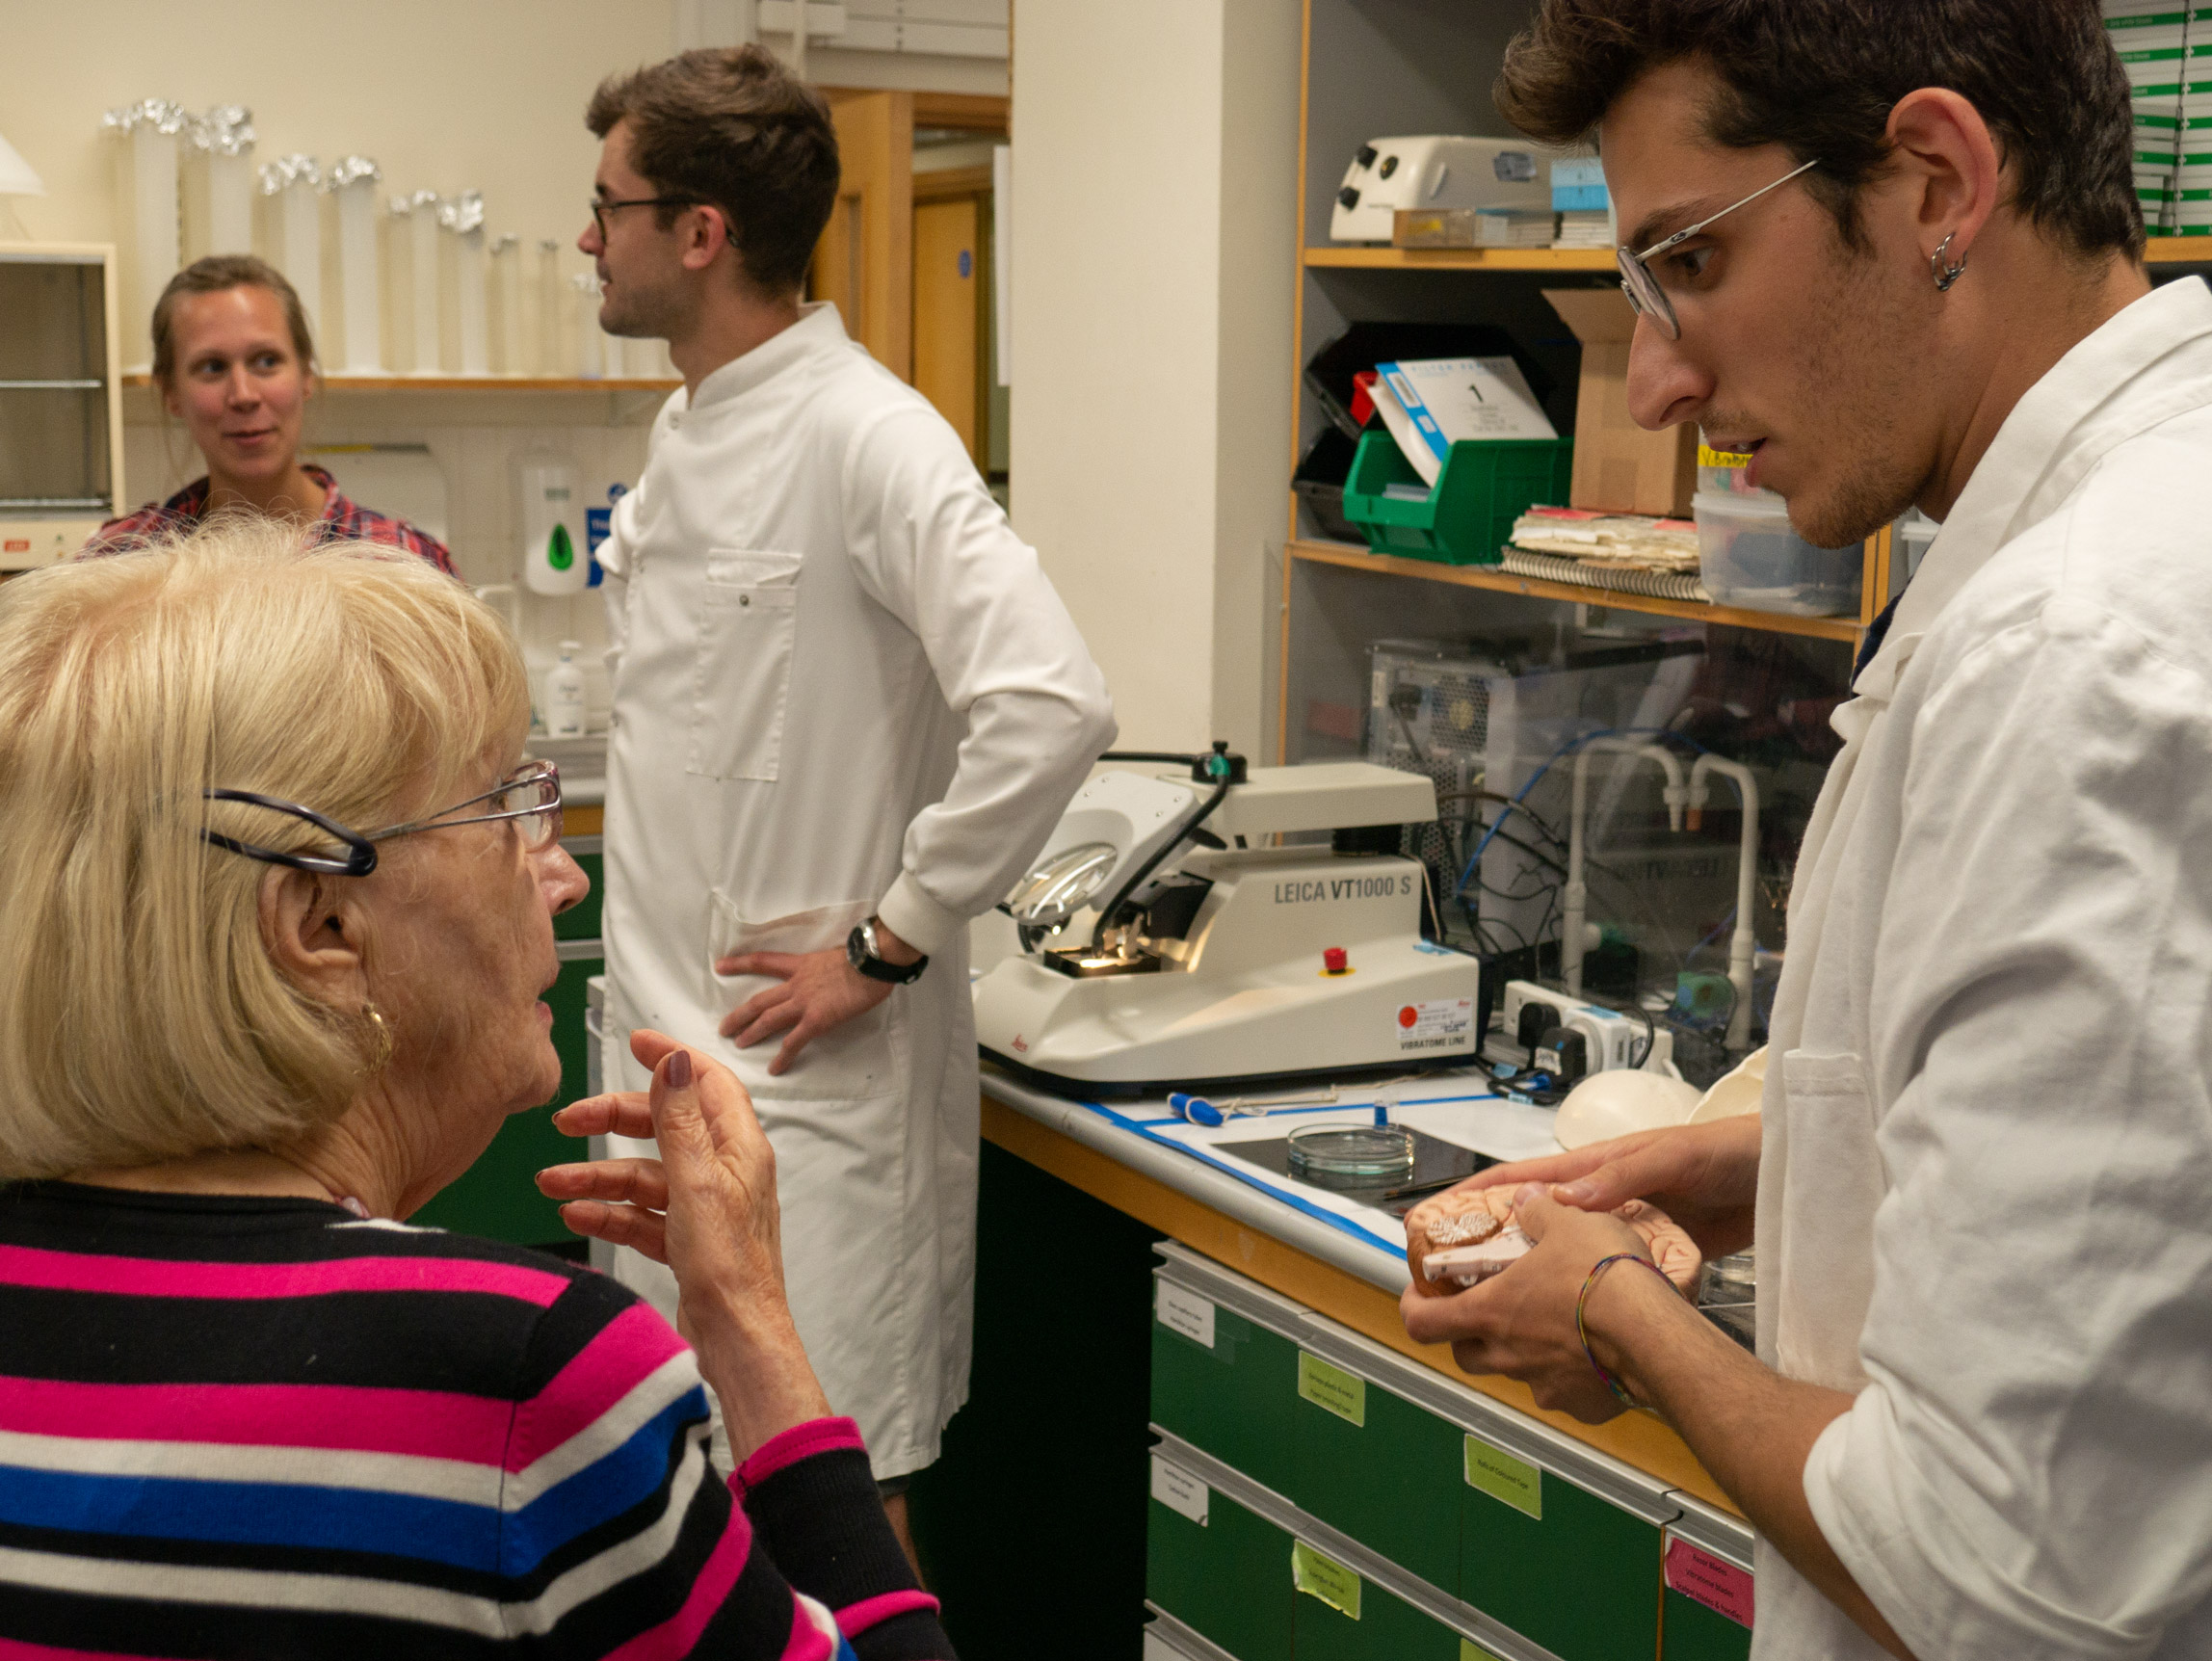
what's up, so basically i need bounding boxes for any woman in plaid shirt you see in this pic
[83,254,456,575]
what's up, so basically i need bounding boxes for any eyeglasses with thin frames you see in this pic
[1617,156,1821,340]
[202,759,564,877]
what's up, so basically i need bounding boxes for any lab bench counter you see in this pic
[976,1068,1735,1516]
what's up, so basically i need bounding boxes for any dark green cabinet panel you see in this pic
[1459,1443,1663,1661]
[1146,1477,1294,1661]
[1150,1288,1304,1503]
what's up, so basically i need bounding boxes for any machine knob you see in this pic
[1323,947,1349,976]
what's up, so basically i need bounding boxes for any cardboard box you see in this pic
[1543,287,1698,515]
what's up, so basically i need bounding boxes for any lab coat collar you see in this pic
[1853,276,2212,701]
[682,302,852,415]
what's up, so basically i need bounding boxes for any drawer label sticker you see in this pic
[1296,1351,1366,1426]
[1460,1643,1505,1661]
[1463,1435,1542,1519]
[1148,1453,1209,1526]
[1156,1281,1216,1350]
[1397,996,1474,1053]
[1291,1540,1361,1620]
[1666,1537,1754,1628]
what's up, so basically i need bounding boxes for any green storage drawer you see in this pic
[1146,1446,1294,1661]
[1150,1266,1305,1503]
[1659,1503,1754,1661]
[554,844,603,941]
[1291,1347,1464,1592]
[1459,1429,1663,1661]
[1340,430,1575,566]
[410,945,599,1246]
[1291,1537,1465,1661]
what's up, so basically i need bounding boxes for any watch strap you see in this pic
[848,920,928,985]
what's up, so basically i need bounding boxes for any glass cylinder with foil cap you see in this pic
[439,190,488,376]
[489,234,523,375]
[535,240,563,381]
[256,154,322,342]
[328,157,382,374]
[408,190,441,375]
[103,100,188,374]
[181,105,253,263]
[569,272,605,379]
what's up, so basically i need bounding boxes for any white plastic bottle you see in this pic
[517,450,586,595]
[544,640,587,739]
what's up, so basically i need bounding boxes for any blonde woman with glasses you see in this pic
[0,522,951,1660]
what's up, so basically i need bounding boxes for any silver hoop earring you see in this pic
[1931,231,1968,292]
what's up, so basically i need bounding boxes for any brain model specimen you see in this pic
[1404,1183,1702,1298]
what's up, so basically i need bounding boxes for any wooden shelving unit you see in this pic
[120,373,680,394]
[1303,244,1615,272]
[1288,539,1865,643]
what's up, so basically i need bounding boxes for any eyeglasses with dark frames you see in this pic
[1617,156,1821,341]
[589,196,739,246]
[202,760,564,878]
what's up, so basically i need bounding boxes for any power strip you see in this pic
[1497,979,1673,1074]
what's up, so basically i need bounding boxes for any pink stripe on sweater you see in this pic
[835,1589,941,1638]
[0,1242,570,1306]
[734,1416,866,1494]
[502,1301,691,1471]
[0,1641,165,1660]
[602,1506,764,1661]
[0,1374,514,1463]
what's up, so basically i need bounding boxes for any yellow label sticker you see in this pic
[1464,1434,1542,1519]
[1291,1540,1362,1620]
[1296,1351,1366,1427]
[1461,1641,1507,1661]
[1698,442,1754,468]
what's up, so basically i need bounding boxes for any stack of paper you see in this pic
[1554,210,1612,249]
[1510,506,1702,573]
[1370,356,1558,487]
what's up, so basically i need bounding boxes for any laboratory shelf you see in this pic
[1304,245,1617,272]
[1287,538,1866,643]
[118,373,681,393]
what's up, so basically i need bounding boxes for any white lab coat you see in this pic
[1753,277,2212,1659]
[595,303,1115,1478]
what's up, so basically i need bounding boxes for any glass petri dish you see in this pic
[1286,1123,1416,1184]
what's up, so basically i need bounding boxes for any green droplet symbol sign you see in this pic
[548,523,575,570]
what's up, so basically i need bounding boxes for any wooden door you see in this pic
[810,91,914,381]
[912,196,981,461]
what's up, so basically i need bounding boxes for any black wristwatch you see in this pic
[848,918,929,985]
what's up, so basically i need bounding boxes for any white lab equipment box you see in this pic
[1330,136,1557,244]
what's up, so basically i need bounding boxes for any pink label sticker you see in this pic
[1666,1538,1754,1629]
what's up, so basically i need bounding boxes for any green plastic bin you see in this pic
[1340,430,1575,566]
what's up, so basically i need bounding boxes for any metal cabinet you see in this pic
[0,244,123,569]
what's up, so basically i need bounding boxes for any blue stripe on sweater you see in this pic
[0,1387,710,1575]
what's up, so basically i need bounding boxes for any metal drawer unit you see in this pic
[1150,1429,1561,1661]
[1658,1492,1753,1661]
[1153,1243,1684,1661]
[1150,1241,1313,1503]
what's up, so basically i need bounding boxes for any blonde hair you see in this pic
[0,518,529,1179]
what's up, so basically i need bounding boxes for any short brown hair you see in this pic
[587,45,840,297]
[1497,0,2144,260]
[151,254,318,390]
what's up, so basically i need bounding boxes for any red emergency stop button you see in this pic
[1323,947,1349,976]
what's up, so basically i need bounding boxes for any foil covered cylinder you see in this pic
[536,240,565,381]
[256,154,322,344]
[569,272,605,379]
[408,191,441,374]
[328,157,382,374]
[439,191,488,376]
[181,105,254,264]
[489,234,525,375]
[103,100,188,374]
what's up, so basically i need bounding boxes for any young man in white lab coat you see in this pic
[1401,4,2212,1658]
[571,47,1115,1549]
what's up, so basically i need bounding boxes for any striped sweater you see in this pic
[0,1182,952,1659]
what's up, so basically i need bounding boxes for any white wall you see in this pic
[1008,0,1299,759]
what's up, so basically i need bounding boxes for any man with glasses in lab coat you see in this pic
[1400,3,2212,1658]
[576,46,1114,1558]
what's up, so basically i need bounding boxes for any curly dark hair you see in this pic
[587,45,840,297]
[1496,0,2144,260]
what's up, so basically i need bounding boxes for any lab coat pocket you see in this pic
[1774,1048,1885,1387]
[708,891,908,1102]
[689,548,803,782]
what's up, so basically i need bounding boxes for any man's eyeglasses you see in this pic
[1617,156,1821,340]
[589,196,738,246]
[203,760,564,877]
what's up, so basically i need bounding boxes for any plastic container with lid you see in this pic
[1697,441,1759,495]
[1693,489,1863,616]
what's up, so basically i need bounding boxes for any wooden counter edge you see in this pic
[981,1094,1742,1517]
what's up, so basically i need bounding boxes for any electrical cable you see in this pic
[1088,773,1232,953]
[1097,750,1205,766]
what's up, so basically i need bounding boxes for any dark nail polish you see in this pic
[666,1049,693,1089]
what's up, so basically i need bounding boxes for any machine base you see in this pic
[979,1047,1482,1103]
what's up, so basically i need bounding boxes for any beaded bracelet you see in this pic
[1574,1252,1672,1410]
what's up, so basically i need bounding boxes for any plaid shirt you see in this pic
[80,464,457,576]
